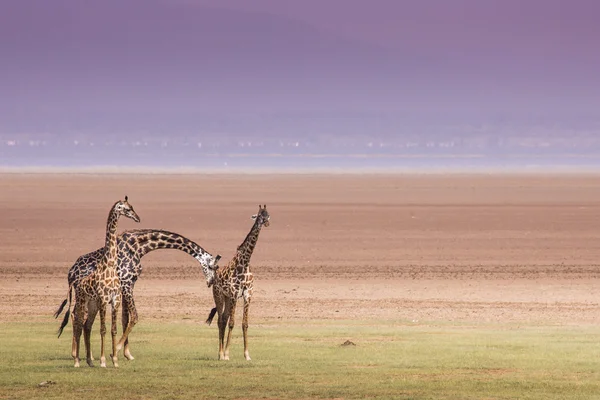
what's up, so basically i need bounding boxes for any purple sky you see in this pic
[184,0,600,106]
[1,0,599,133]
[183,0,600,54]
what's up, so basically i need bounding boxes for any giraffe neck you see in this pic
[233,219,263,269]
[99,201,121,272]
[124,229,207,259]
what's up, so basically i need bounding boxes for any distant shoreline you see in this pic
[2,165,600,175]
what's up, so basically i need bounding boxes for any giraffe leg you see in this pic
[84,299,98,367]
[117,291,138,359]
[71,299,86,368]
[223,300,237,361]
[110,299,120,368]
[217,301,230,361]
[217,311,226,360]
[242,294,252,361]
[120,303,134,360]
[99,304,107,368]
[212,292,227,360]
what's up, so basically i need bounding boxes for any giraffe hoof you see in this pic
[86,359,95,367]
[124,353,134,361]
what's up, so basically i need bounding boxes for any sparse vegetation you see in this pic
[1,320,599,399]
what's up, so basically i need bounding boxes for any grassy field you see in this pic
[1,319,599,400]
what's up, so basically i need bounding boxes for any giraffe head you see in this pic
[115,195,141,223]
[195,253,221,287]
[251,204,270,228]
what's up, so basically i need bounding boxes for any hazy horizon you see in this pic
[2,0,599,170]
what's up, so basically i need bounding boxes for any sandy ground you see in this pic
[2,173,600,327]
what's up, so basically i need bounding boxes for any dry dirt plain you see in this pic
[2,173,600,328]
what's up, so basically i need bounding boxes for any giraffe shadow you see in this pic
[189,355,213,361]
[188,356,257,367]
[43,355,73,361]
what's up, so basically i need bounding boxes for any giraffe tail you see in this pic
[53,298,68,319]
[56,286,73,338]
[205,307,217,325]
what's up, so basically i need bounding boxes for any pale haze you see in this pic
[1,0,599,171]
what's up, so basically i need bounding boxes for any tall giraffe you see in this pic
[206,204,270,361]
[61,196,141,368]
[55,229,221,361]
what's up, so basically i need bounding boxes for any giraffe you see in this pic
[60,196,141,368]
[205,204,270,361]
[55,229,221,361]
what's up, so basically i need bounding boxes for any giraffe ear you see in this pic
[214,255,221,263]
[251,214,258,220]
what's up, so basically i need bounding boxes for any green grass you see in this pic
[1,319,600,399]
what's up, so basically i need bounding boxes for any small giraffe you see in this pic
[61,196,141,367]
[55,229,221,361]
[206,204,270,361]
